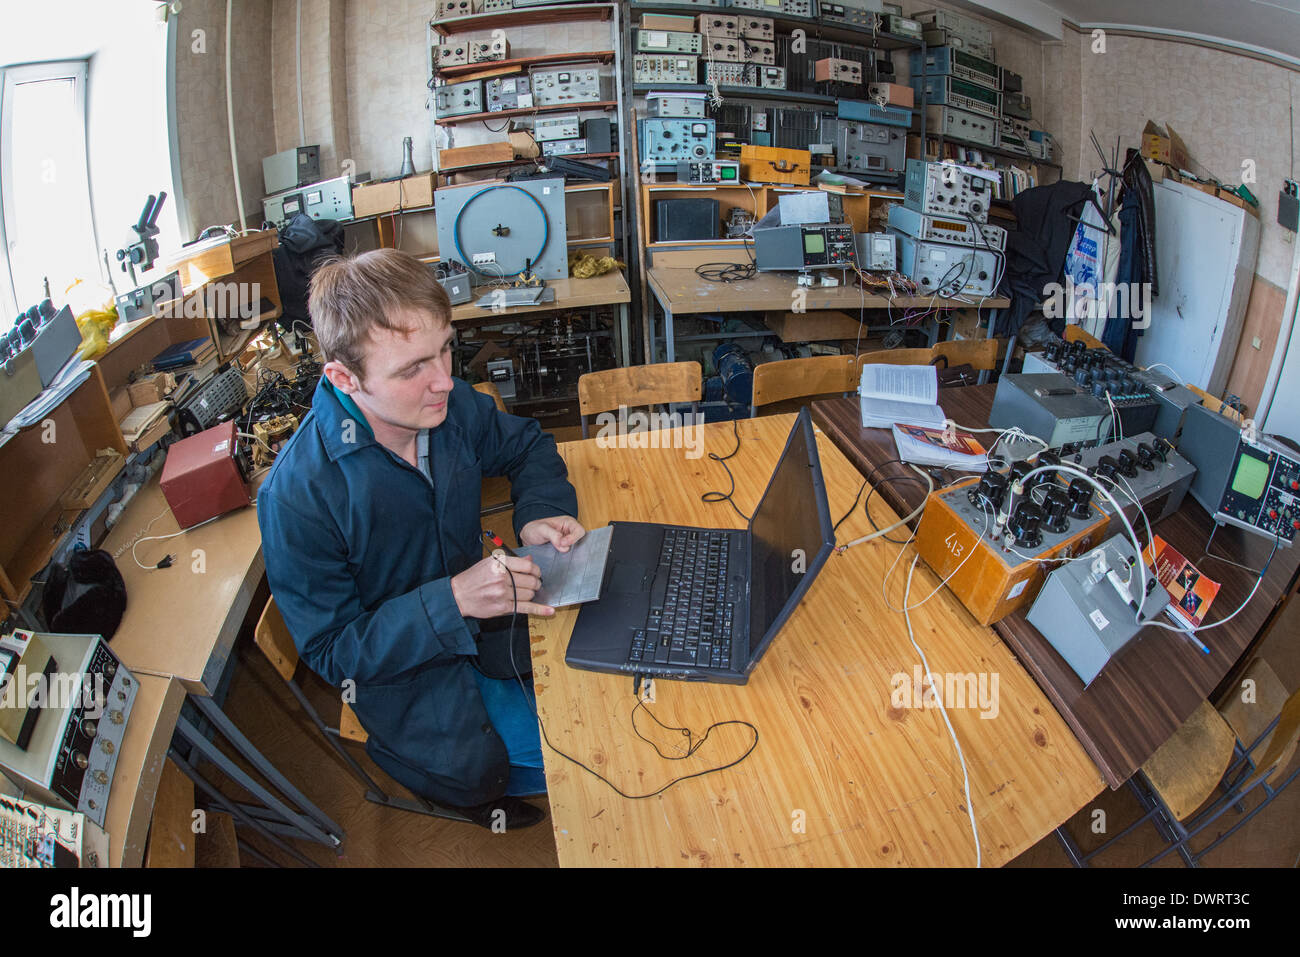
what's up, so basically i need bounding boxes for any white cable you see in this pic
[902,555,980,868]
[882,501,991,613]
[130,513,223,570]
[1143,362,1184,384]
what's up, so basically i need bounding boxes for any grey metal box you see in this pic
[988,373,1107,448]
[262,146,320,195]
[1073,431,1197,525]
[29,305,82,387]
[434,177,569,282]
[1027,534,1171,686]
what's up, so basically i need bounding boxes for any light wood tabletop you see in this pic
[529,414,1103,866]
[100,479,263,696]
[107,672,186,867]
[450,271,630,324]
[645,265,1010,316]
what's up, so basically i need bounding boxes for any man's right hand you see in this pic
[451,553,555,619]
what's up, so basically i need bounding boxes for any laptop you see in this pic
[565,408,835,684]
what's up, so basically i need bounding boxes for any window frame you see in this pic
[0,59,98,316]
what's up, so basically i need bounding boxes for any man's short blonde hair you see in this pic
[309,249,451,379]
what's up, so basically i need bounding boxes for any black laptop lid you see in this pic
[744,408,836,671]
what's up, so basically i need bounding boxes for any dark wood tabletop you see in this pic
[813,386,1300,789]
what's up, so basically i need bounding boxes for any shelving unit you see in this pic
[426,2,631,268]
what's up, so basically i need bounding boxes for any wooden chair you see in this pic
[931,338,1001,372]
[472,380,507,412]
[1056,657,1300,867]
[1186,384,1245,423]
[1063,324,1107,350]
[577,361,702,438]
[751,354,856,417]
[856,348,934,372]
[252,596,471,822]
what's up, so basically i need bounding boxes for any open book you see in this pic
[859,363,947,429]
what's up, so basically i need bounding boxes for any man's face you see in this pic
[334,307,456,433]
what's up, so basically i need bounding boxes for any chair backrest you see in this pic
[578,361,702,437]
[932,338,1000,372]
[472,380,507,412]
[1243,685,1300,791]
[253,596,299,682]
[1063,324,1107,350]
[856,348,933,375]
[751,354,856,416]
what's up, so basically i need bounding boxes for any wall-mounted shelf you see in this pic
[626,3,922,50]
[631,83,838,107]
[435,50,615,81]
[435,99,618,126]
[432,3,613,38]
[439,152,619,176]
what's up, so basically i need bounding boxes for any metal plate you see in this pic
[434,178,569,281]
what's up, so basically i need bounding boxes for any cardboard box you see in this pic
[869,82,914,108]
[1142,158,1165,183]
[641,13,695,31]
[128,371,176,407]
[1140,121,1190,171]
[351,172,436,218]
[439,141,515,171]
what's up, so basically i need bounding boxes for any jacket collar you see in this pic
[314,378,377,462]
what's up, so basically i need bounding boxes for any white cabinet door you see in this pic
[1134,181,1239,389]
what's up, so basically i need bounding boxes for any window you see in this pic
[0,61,99,318]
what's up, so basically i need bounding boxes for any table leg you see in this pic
[173,713,339,848]
[981,308,1001,385]
[617,302,631,367]
[188,694,344,845]
[664,302,676,363]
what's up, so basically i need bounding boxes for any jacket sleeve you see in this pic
[258,487,478,687]
[463,385,580,539]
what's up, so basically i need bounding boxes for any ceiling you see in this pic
[1043,0,1300,64]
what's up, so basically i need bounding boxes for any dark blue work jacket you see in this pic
[257,377,578,806]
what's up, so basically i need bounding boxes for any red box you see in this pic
[159,421,249,528]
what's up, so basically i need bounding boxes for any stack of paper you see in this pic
[892,424,988,471]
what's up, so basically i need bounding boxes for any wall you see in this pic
[172,0,276,234]
[1052,23,1300,412]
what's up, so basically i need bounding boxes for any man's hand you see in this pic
[451,554,554,619]
[519,515,586,553]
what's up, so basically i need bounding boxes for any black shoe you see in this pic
[453,796,546,831]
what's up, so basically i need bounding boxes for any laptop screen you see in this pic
[745,408,836,668]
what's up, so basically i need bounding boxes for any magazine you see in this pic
[892,423,988,471]
[1142,535,1221,630]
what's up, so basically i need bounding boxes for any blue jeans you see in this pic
[471,669,546,797]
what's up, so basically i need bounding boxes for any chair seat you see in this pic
[1219,658,1288,758]
[1141,700,1237,821]
[339,703,368,743]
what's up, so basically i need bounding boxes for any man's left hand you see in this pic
[519,515,586,553]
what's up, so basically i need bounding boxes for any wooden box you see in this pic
[438,142,514,171]
[740,145,811,185]
[913,478,1109,626]
[352,173,437,218]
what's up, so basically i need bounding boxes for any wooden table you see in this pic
[529,414,1103,866]
[99,475,343,856]
[106,673,186,867]
[644,263,1010,364]
[102,480,263,696]
[812,387,1300,790]
[451,271,632,367]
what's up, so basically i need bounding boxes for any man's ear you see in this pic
[323,360,361,395]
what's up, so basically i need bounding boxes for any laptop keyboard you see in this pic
[628,529,735,671]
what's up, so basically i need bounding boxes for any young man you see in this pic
[258,249,584,829]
